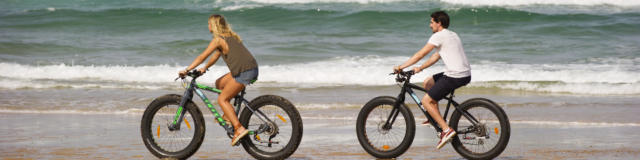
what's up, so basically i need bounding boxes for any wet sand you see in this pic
[2,111,639,159]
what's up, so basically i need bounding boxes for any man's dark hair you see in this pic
[430,11,449,28]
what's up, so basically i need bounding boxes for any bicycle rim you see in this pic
[149,104,197,153]
[454,105,503,154]
[364,104,408,151]
[246,104,293,153]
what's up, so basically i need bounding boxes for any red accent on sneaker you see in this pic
[436,128,457,149]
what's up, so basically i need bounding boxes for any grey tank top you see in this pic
[220,36,258,77]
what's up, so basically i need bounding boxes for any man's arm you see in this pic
[397,43,437,70]
[414,52,440,73]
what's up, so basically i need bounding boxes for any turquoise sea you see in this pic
[1,1,640,159]
[2,0,639,94]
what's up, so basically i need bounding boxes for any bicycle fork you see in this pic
[169,86,194,131]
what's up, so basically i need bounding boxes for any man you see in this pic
[393,11,471,149]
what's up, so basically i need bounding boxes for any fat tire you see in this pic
[449,98,510,160]
[141,94,205,160]
[356,96,415,159]
[239,95,303,160]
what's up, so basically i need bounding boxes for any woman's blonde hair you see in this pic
[209,14,241,42]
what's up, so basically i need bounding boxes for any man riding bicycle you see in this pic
[394,11,471,149]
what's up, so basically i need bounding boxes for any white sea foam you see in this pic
[242,0,640,6]
[1,56,638,95]
[220,4,263,11]
[471,82,640,95]
[440,0,640,7]
[246,0,406,4]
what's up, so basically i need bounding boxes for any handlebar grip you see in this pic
[188,70,201,76]
[176,69,202,81]
[390,70,415,75]
[405,70,415,75]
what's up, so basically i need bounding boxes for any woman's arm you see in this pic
[199,47,222,73]
[186,39,218,70]
[179,38,218,77]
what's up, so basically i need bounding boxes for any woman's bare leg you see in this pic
[217,77,247,138]
[216,73,233,122]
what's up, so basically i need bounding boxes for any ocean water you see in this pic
[2,1,640,159]
[1,0,639,114]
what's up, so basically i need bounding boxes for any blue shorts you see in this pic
[233,68,258,85]
[427,72,470,101]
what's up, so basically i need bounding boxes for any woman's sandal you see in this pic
[231,128,249,146]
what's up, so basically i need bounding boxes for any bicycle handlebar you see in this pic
[390,70,414,75]
[175,70,203,81]
[391,70,415,83]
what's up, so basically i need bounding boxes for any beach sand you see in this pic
[2,108,639,159]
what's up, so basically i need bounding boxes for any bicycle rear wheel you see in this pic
[239,95,303,160]
[141,94,205,159]
[449,98,510,160]
[356,96,415,159]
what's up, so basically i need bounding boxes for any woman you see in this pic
[179,14,258,146]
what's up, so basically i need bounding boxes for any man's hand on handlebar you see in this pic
[412,67,423,74]
[393,66,402,74]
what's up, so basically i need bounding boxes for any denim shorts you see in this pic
[233,67,258,85]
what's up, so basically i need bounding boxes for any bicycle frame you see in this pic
[385,72,481,134]
[168,73,275,136]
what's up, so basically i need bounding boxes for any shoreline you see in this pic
[2,113,640,159]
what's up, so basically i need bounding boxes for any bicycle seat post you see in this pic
[450,90,455,98]
[443,90,455,122]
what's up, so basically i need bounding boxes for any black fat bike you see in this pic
[141,70,303,160]
[356,70,510,159]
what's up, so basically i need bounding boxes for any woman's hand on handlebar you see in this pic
[178,69,188,78]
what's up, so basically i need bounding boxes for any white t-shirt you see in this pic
[427,29,471,78]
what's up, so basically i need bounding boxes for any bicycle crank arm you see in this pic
[253,134,280,145]
[457,126,478,134]
[463,136,489,140]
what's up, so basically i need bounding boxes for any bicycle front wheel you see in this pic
[356,96,415,159]
[140,94,205,159]
[449,98,510,160]
[239,95,303,160]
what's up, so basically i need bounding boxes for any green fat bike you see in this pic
[141,70,303,160]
